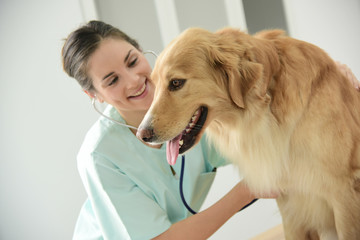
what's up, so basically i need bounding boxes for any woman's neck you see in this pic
[117,109,147,129]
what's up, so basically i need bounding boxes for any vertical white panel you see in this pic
[224,0,248,31]
[154,0,180,47]
[79,0,99,21]
[175,0,228,32]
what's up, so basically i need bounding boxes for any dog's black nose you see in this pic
[136,127,155,142]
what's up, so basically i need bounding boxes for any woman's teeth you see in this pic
[132,83,146,97]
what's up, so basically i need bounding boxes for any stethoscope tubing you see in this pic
[179,155,258,215]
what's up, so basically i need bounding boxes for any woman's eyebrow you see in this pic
[102,72,114,81]
[124,49,133,63]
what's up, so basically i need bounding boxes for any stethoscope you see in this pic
[91,50,258,215]
[92,98,138,130]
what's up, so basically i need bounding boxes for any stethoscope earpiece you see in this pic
[143,50,158,58]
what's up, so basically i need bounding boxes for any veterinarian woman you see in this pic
[62,21,359,240]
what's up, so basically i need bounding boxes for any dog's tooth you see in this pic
[189,123,195,128]
[191,116,196,122]
[186,128,191,133]
[179,140,183,146]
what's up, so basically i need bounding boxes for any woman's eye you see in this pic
[168,79,186,91]
[129,58,138,67]
[108,77,118,86]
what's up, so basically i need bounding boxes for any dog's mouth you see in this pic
[166,106,208,165]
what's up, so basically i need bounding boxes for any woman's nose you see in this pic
[125,70,141,86]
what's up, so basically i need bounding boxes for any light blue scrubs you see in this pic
[73,106,228,240]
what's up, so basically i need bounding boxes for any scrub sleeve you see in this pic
[73,106,228,240]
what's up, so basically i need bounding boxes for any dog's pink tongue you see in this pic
[166,134,182,165]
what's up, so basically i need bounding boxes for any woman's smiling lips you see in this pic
[129,80,148,99]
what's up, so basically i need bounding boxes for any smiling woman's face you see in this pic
[87,38,154,117]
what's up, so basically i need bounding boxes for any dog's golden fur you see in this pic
[140,27,360,239]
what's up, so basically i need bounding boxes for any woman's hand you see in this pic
[336,61,360,91]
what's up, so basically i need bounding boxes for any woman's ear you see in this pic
[83,90,105,103]
[83,90,95,99]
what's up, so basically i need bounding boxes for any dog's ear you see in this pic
[207,32,263,108]
[225,67,245,108]
[210,28,277,109]
[228,60,263,108]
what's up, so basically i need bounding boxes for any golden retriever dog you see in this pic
[137,27,360,239]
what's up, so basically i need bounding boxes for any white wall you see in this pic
[283,0,360,78]
[0,0,359,240]
[0,1,94,239]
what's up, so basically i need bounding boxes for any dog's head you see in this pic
[137,27,264,165]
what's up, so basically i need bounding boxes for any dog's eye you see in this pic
[168,79,186,91]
